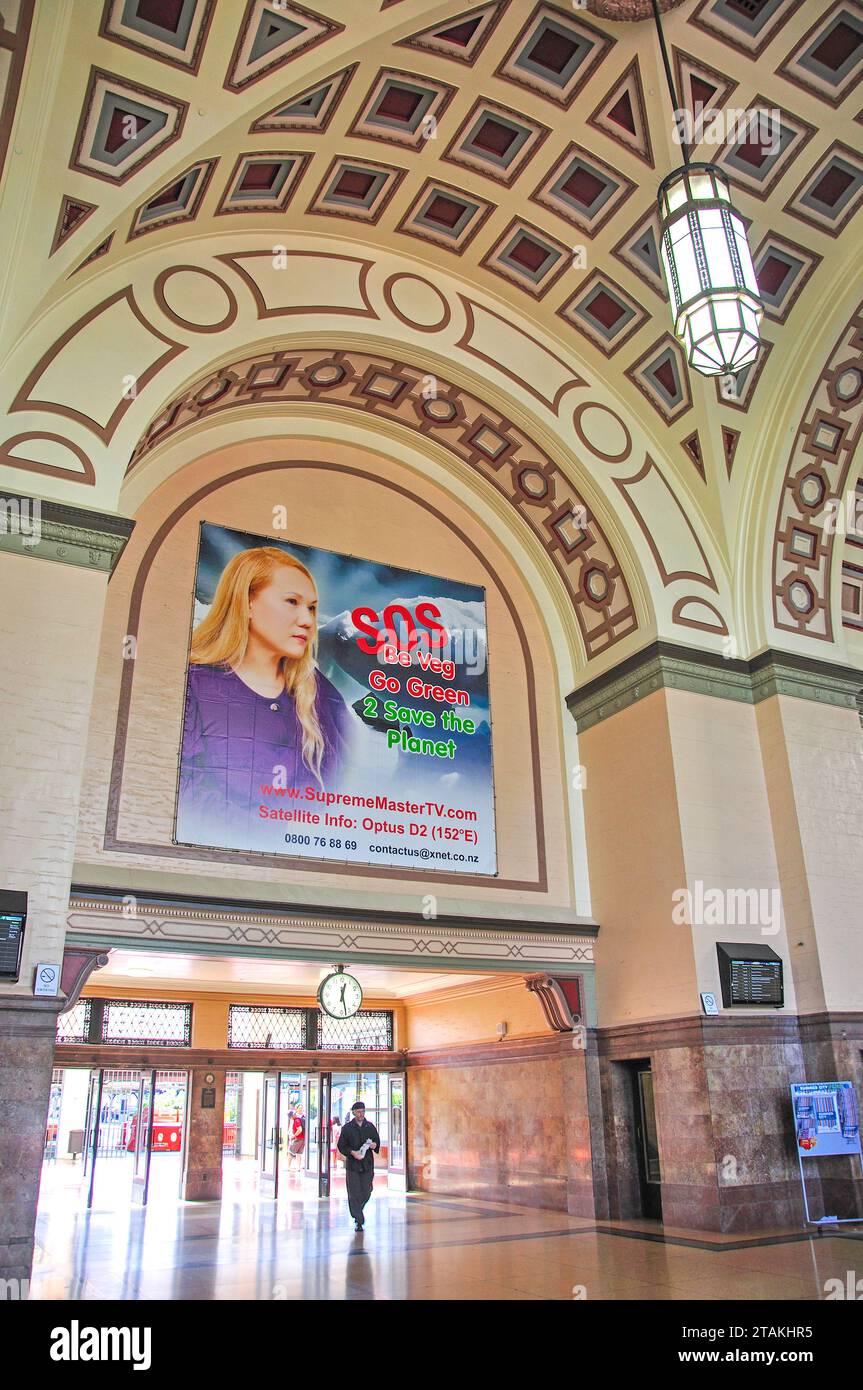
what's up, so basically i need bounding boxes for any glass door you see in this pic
[84,1068,103,1208]
[388,1073,407,1192]
[131,1069,156,1205]
[260,1071,280,1198]
[304,1075,320,1179]
[318,1072,331,1198]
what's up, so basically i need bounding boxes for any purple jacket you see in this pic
[176,663,352,848]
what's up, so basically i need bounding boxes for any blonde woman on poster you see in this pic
[177,546,353,848]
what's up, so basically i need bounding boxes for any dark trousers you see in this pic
[346,1166,373,1223]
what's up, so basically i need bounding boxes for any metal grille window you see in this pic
[317,1010,393,1051]
[228,1005,305,1049]
[101,1000,192,1047]
[56,999,91,1043]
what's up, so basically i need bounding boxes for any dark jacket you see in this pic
[337,1119,381,1174]
[176,662,352,847]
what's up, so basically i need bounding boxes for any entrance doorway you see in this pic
[630,1061,662,1220]
[220,1068,404,1202]
[39,1066,190,1210]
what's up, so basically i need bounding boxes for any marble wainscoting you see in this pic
[0,997,62,1282]
[596,1013,863,1234]
[406,1034,596,1216]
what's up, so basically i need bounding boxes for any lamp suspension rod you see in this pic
[651,0,690,166]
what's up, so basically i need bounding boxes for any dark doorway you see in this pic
[629,1062,662,1220]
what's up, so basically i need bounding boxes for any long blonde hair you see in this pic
[190,546,325,781]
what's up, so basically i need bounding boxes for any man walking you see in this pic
[337,1101,380,1231]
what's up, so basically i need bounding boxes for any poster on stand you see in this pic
[791,1082,861,1158]
[174,522,497,875]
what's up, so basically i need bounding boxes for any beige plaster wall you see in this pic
[665,688,796,1012]
[579,688,696,1025]
[757,694,863,1014]
[74,436,575,918]
[403,978,548,1049]
[0,553,106,994]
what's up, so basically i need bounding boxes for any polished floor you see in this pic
[31,1157,863,1300]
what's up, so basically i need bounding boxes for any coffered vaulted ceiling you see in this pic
[0,0,861,669]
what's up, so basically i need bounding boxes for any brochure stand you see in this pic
[791,1081,863,1226]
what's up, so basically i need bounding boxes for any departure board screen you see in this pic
[0,910,25,980]
[716,942,784,1008]
[730,957,783,1005]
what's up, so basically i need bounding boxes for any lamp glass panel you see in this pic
[675,238,701,301]
[699,221,735,286]
[714,297,741,329]
[689,173,713,201]
[666,180,687,212]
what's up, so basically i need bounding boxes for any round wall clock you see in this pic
[317,965,363,1019]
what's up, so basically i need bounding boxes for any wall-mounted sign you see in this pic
[700,991,719,1016]
[201,1088,216,1110]
[716,942,783,1007]
[174,523,496,875]
[34,963,61,996]
[0,891,27,981]
[791,1082,861,1159]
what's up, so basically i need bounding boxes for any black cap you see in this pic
[351,1101,365,1111]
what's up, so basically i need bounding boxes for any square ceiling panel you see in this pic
[349,67,456,149]
[307,156,406,223]
[398,178,493,252]
[532,142,635,236]
[784,140,863,236]
[559,271,648,357]
[442,98,549,186]
[752,232,822,322]
[216,151,310,215]
[495,1,614,108]
[99,0,215,70]
[481,217,569,298]
[716,99,815,200]
[689,0,797,60]
[776,1,863,107]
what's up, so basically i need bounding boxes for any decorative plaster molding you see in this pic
[567,640,863,731]
[0,492,133,572]
[67,889,596,973]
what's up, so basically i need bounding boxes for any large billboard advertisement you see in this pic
[174,523,496,874]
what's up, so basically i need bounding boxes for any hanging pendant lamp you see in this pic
[651,2,763,377]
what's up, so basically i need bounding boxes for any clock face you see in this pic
[318,971,363,1019]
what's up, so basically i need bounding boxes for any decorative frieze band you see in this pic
[567,640,862,732]
[67,889,596,974]
[0,492,134,572]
